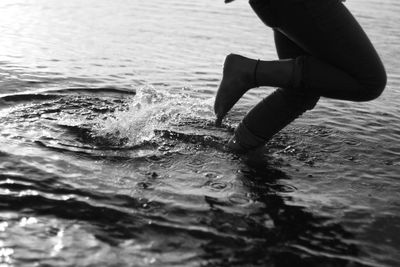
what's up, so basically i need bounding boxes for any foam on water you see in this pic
[91,86,215,147]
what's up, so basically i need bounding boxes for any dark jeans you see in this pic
[235,0,387,149]
[250,0,386,101]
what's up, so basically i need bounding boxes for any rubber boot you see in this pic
[228,87,319,152]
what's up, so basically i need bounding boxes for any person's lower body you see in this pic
[214,0,387,152]
[227,31,320,151]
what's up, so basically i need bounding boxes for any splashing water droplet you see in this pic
[91,86,214,146]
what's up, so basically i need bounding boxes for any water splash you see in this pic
[91,86,215,146]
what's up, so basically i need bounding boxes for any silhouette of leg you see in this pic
[228,31,319,151]
[224,0,386,152]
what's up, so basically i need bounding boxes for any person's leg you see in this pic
[271,30,320,113]
[274,30,307,60]
[228,31,320,151]
[253,0,387,100]
[214,54,296,124]
[216,0,386,151]
[215,0,386,124]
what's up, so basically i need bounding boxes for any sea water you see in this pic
[0,0,399,266]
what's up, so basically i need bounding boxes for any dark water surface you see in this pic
[1,0,399,266]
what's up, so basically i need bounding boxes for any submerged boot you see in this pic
[228,88,319,152]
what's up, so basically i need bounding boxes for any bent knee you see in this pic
[357,69,387,101]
